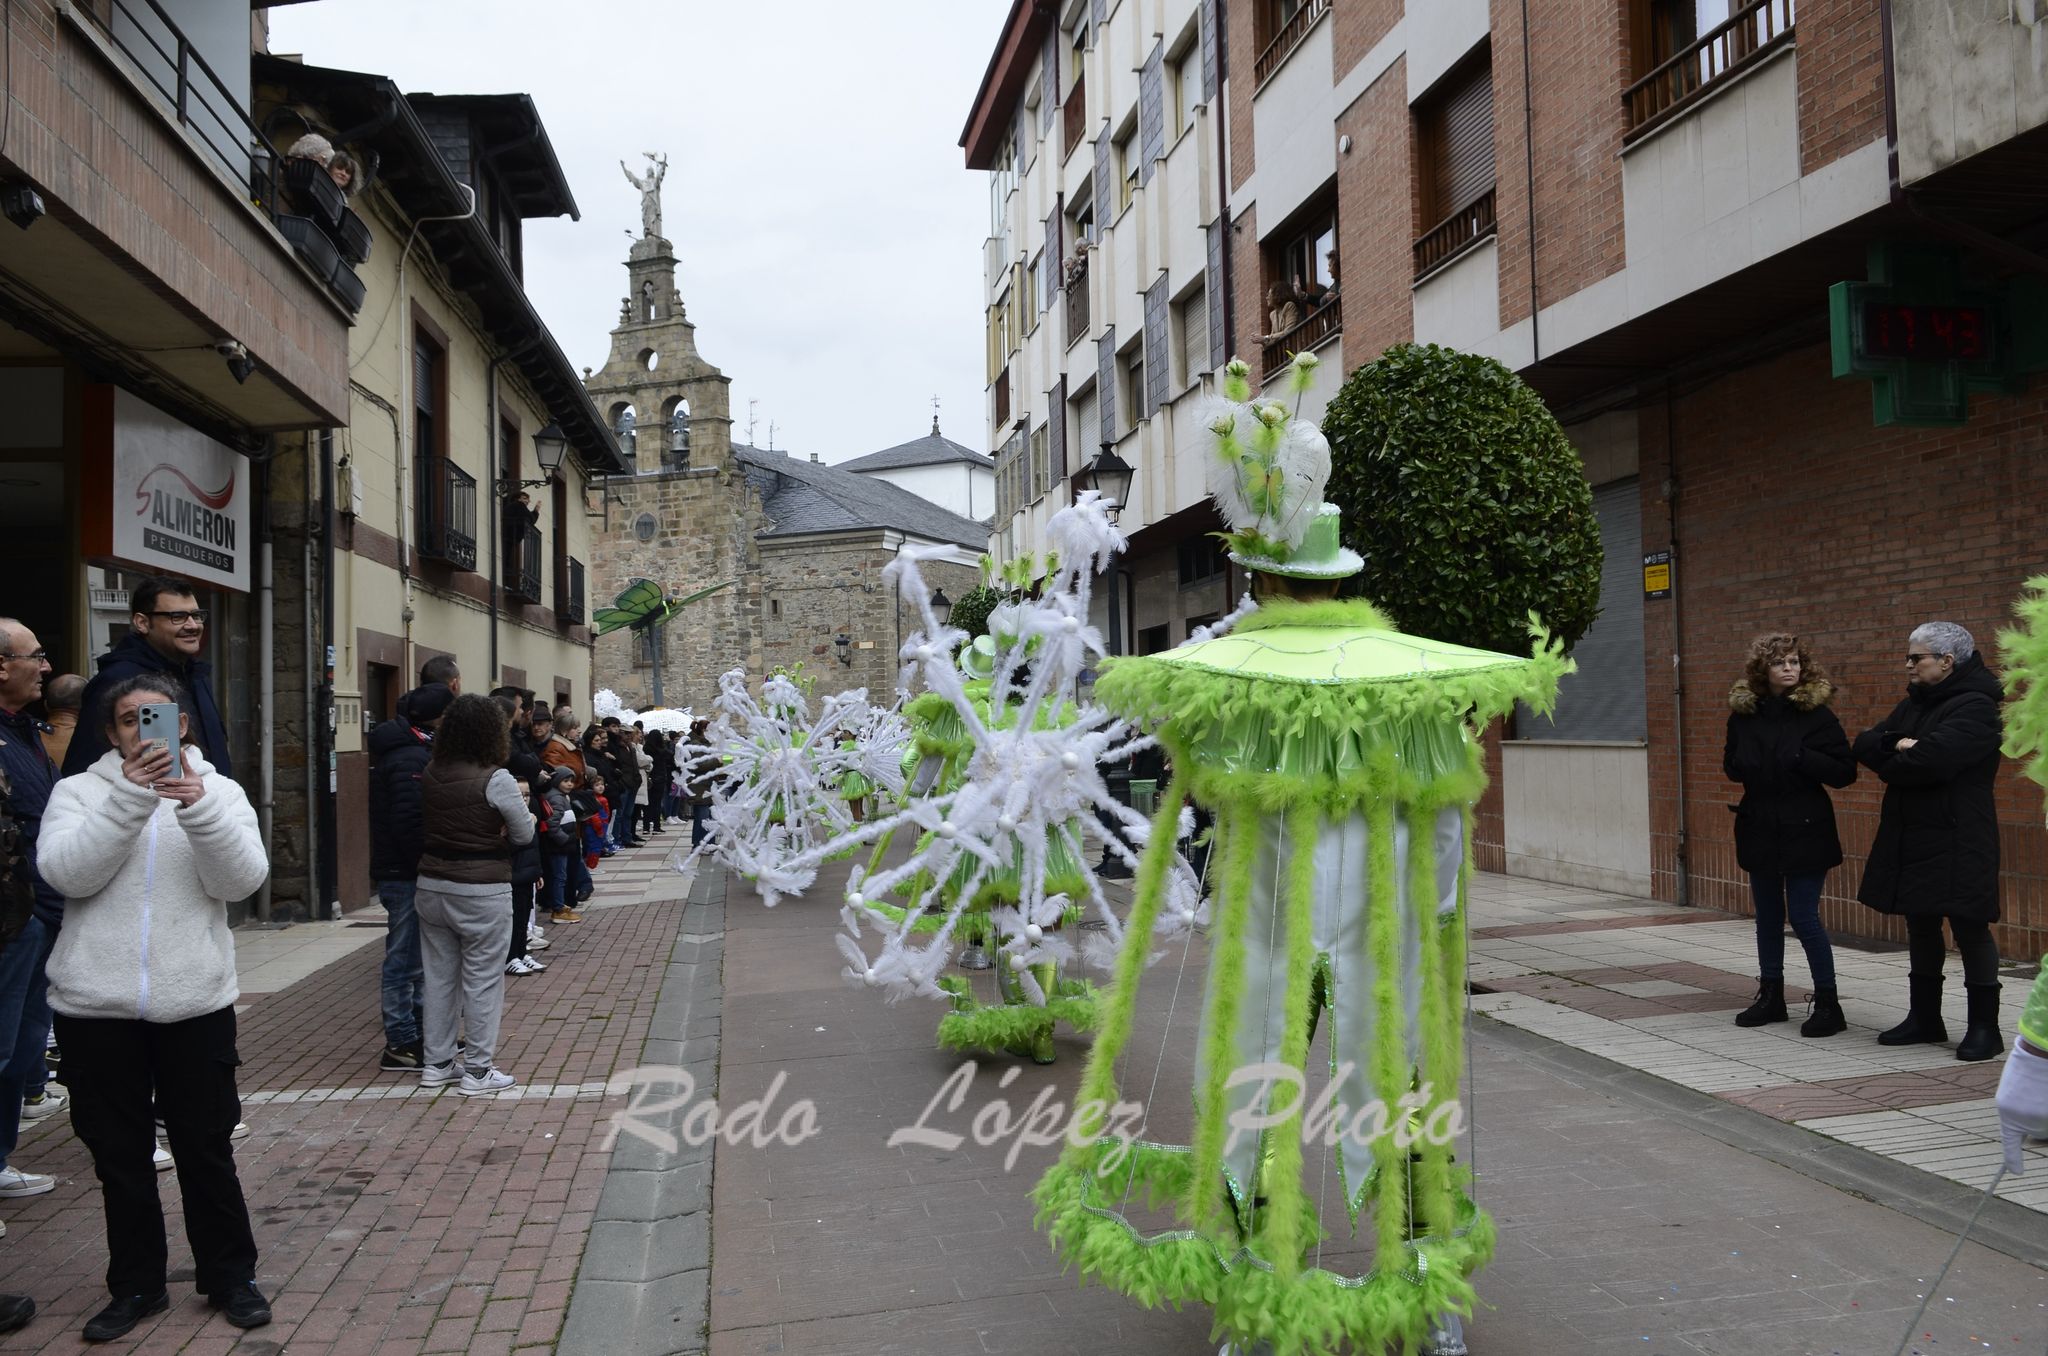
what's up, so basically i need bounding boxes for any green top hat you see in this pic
[1227,502,1363,579]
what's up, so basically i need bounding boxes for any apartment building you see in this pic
[979,0,2048,960]
[966,0,1249,655]
[250,56,626,918]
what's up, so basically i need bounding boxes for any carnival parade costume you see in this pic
[1033,356,1568,1355]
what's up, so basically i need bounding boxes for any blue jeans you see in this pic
[612,792,638,843]
[1749,871,1834,987]
[21,919,55,1100]
[0,916,50,1169]
[376,880,424,1048]
[544,853,591,913]
[690,803,710,847]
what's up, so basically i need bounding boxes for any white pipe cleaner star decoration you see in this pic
[760,493,1206,1063]
[678,669,905,901]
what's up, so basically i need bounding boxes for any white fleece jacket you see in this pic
[39,748,270,1023]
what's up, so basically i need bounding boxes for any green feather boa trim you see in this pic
[934,976,1099,1057]
[1035,1140,1495,1355]
[2001,574,2048,791]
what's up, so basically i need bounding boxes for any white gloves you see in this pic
[1995,1043,2048,1174]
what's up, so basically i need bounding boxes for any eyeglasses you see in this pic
[0,650,49,665]
[1906,653,1946,664]
[148,610,208,625]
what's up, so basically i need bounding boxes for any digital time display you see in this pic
[1861,302,1989,362]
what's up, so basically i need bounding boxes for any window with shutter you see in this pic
[1514,479,1645,742]
[1412,46,1499,278]
[1178,288,1208,388]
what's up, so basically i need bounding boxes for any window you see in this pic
[413,329,445,463]
[1172,43,1201,138]
[1626,0,1795,134]
[1413,47,1498,278]
[1030,421,1052,500]
[1137,623,1171,655]
[1176,287,1209,388]
[1026,253,1043,324]
[1255,0,1328,84]
[1177,536,1226,586]
[1114,127,1137,213]
[1120,344,1145,435]
[1514,479,1645,741]
[1260,197,1341,376]
[989,137,1016,238]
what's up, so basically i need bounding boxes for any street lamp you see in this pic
[500,423,568,496]
[1078,443,1134,520]
[930,588,953,627]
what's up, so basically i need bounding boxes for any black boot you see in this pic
[1878,972,1948,1045]
[1955,983,2004,1062]
[1800,985,1847,1038]
[1734,977,1787,1027]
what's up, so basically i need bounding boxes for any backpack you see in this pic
[0,766,37,953]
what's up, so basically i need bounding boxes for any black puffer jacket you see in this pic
[1723,679,1856,876]
[1852,653,2005,922]
[366,717,432,882]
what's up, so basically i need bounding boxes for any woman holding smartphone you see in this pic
[37,674,271,1342]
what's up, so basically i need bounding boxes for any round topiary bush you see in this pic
[947,583,1001,640]
[1321,342,1602,656]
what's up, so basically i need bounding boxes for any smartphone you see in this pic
[137,702,183,779]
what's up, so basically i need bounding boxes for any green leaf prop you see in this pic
[1322,343,1602,655]
[593,578,736,636]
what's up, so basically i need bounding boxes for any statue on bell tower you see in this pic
[620,151,668,239]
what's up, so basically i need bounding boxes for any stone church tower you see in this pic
[584,154,763,711]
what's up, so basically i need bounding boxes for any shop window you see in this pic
[1137,623,1171,655]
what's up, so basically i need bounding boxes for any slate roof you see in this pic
[732,445,990,550]
[835,429,994,474]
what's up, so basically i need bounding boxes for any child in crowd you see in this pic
[539,766,585,924]
[575,774,613,867]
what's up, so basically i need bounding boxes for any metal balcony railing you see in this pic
[507,524,543,603]
[81,0,276,206]
[1063,72,1088,161]
[1413,187,1499,280]
[415,457,478,572]
[1065,262,1090,348]
[1255,0,1328,86]
[564,558,587,626]
[1261,295,1342,380]
[1624,0,1795,139]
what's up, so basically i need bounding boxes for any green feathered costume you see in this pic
[1033,593,1567,1355]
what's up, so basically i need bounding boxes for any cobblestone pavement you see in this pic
[708,855,2048,1356]
[0,832,692,1354]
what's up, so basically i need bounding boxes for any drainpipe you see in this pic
[1215,0,1235,358]
[1664,392,1687,908]
[318,429,339,919]
[1519,0,1542,363]
[255,455,275,923]
[301,428,320,924]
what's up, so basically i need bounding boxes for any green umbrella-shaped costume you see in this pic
[1033,357,1568,1354]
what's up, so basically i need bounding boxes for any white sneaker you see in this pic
[505,958,528,976]
[0,1165,54,1197]
[230,1121,250,1142]
[20,1083,67,1120]
[420,1062,459,1089]
[153,1145,174,1172]
[523,956,546,972]
[527,929,549,951]
[458,1068,516,1097]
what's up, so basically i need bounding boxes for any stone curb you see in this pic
[561,866,726,1355]
[1478,1014,2048,1270]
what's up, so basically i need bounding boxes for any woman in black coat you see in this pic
[644,731,677,835]
[1723,634,1857,1035]
[1853,621,2006,1061]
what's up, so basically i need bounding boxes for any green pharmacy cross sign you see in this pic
[1829,243,2048,427]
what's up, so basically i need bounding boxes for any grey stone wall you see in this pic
[264,433,319,920]
[758,541,980,704]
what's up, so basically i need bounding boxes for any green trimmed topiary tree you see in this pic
[1321,342,1602,656]
[947,583,1001,641]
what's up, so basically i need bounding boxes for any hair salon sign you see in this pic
[83,387,251,592]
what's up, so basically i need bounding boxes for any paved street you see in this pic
[0,837,2043,1354]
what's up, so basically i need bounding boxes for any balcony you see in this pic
[1064,261,1090,348]
[993,366,1012,428]
[506,523,543,604]
[1413,187,1499,281]
[1261,295,1342,380]
[563,558,587,626]
[1624,0,1795,141]
[1063,72,1088,162]
[1255,0,1328,87]
[415,457,478,572]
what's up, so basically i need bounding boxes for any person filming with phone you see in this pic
[36,674,271,1342]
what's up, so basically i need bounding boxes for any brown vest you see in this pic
[417,760,512,885]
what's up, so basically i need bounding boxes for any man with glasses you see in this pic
[63,577,232,779]
[0,618,63,1225]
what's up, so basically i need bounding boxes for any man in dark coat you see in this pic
[0,617,61,1215]
[645,730,677,834]
[63,577,231,779]
[366,683,454,1070]
[1853,620,2006,1060]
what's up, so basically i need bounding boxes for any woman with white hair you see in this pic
[1853,620,2006,1061]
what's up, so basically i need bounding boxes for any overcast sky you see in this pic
[269,0,1007,464]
